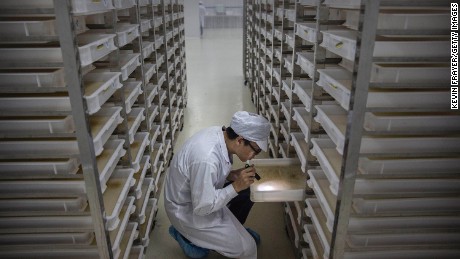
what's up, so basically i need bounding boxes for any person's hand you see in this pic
[231,166,256,193]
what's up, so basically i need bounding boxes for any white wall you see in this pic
[184,0,243,38]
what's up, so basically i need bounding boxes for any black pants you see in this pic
[224,182,254,225]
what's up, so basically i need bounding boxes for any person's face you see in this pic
[234,137,262,161]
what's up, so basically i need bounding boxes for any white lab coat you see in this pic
[199,4,206,27]
[164,126,257,258]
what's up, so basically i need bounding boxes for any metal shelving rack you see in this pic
[0,0,186,258]
[244,0,459,258]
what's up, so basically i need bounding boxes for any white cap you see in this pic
[230,111,270,152]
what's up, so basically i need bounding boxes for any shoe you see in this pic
[246,227,260,245]
[168,225,209,258]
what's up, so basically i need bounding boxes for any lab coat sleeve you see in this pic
[189,161,238,216]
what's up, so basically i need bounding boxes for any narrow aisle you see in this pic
[146,29,296,259]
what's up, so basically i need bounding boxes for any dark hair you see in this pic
[223,126,251,146]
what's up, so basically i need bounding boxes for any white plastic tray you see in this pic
[290,132,308,171]
[130,132,150,172]
[152,143,164,171]
[98,139,126,192]
[0,215,93,233]
[155,35,164,49]
[292,107,310,142]
[358,157,460,176]
[142,41,155,59]
[316,104,460,154]
[153,17,163,28]
[363,112,460,132]
[314,104,347,154]
[147,105,160,130]
[144,62,157,82]
[71,0,115,14]
[84,71,123,114]
[353,197,460,215]
[344,10,450,31]
[0,139,80,158]
[0,158,80,178]
[0,95,71,115]
[285,32,295,49]
[348,231,460,249]
[77,33,118,66]
[126,108,145,144]
[115,23,140,47]
[160,107,169,129]
[0,115,75,134]
[131,156,151,199]
[305,198,331,258]
[310,138,342,195]
[133,178,154,224]
[138,198,158,246]
[91,106,124,155]
[0,232,94,246]
[110,197,135,258]
[140,19,151,33]
[0,179,86,198]
[293,80,313,110]
[284,55,293,74]
[303,224,325,259]
[0,197,87,213]
[317,68,449,111]
[372,63,449,84]
[0,33,116,66]
[129,245,145,259]
[282,79,293,99]
[0,17,87,37]
[0,68,65,88]
[347,215,460,233]
[353,178,460,197]
[119,53,141,81]
[307,169,337,232]
[320,30,449,61]
[249,158,305,202]
[119,222,139,259]
[104,168,135,231]
[296,23,318,43]
[122,80,143,114]
[274,27,283,41]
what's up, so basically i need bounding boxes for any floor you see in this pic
[146,28,296,259]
